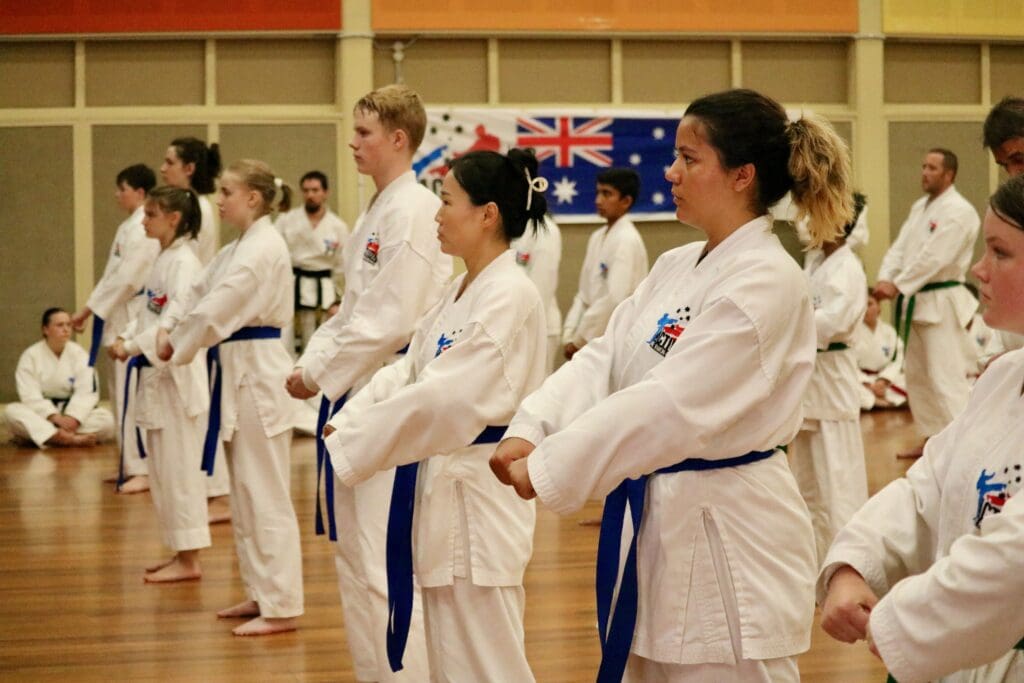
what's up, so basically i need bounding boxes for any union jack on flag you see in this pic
[516,116,613,168]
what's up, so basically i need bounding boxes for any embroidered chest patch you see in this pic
[323,238,340,256]
[114,242,122,258]
[515,250,530,267]
[974,464,1023,527]
[647,307,691,357]
[146,288,168,315]
[363,234,380,265]
[599,261,609,279]
[434,328,462,357]
[928,220,938,233]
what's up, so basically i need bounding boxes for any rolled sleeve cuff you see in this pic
[870,599,916,683]
[504,422,545,448]
[301,366,322,394]
[324,431,364,487]
[527,450,576,516]
[818,551,890,604]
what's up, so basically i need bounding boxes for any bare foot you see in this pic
[208,496,232,524]
[144,554,201,583]
[145,556,175,573]
[118,475,150,494]
[48,429,98,447]
[577,518,603,527]
[103,473,120,483]
[217,600,260,619]
[232,616,298,636]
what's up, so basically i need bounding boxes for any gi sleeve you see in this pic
[570,235,644,346]
[299,240,442,401]
[86,229,160,321]
[892,211,977,296]
[814,261,867,349]
[65,349,100,422]
[14,350,58,419]
[877,209,915,284]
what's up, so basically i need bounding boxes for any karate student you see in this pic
[161,159,303,636]
[562,168,648,360]
[323,148,548,681]
[70,164,159,491]
[161,136,232,515]
[5,308,115,448]
[111,186,210,583]
[788,213,869,564]
[851,290,908,410]
[277,170,350,355]
[491,88,854,682]
[284,84,450,682]
[874,148,981,458]
[510,213,562,372]
[819,174,1024,683]
[160,137,221,266]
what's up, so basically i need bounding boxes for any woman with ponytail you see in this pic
[491,88,854,682]
[320,149,549,680]
[160,137,223,266]
[111,186,211,583]
[159,159,303,635]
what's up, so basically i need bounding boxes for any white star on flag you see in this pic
[552,176,578,205]
[652,191,665,205]
[652,127,665,140]
[629,153,642,165]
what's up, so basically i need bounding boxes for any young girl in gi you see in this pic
[491,88,854,682]
[819,174,1024,682]
[322,149,549,681]
[160,159,303,636]
[788,212,869,564]
[111,186,211,583]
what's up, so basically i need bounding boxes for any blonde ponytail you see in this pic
[787,115,853,249]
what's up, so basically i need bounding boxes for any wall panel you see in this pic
[499,40,610,104]
[884,42,981,104]
[621,41,731,104]
[0,127,75,402]
[0,42,75,109]
[990,44,1024,102]
[217,39,336,105]
[86,41,205,107]
[743,41,850,104]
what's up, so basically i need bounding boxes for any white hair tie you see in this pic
[524,168,548,211]
[274,177,283,189]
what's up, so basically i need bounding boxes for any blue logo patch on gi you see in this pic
[882,345,891,357]
[114,241,122,257]
[974,464,1022,527]
[599,261,609,279]
[363,234,380,265]
[146,288,167,315]
[515,250,530,267]
[647,307,690,357]
[434,329,462,357]
[324,238,340,256]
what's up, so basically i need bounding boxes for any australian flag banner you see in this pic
[414,108,682,223]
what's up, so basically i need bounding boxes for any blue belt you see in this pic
[314,392,348,540]
[385,424,508,673]
[88,315,105,392]
[117,354,151,488]
[201,326,281,475]
[595,448,777,683]
[314,343,411,539]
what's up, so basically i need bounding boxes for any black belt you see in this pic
[293,267,333,311]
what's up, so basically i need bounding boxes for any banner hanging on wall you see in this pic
[415,108,683,223]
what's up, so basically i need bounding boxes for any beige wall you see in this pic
[1,28,1021,401]
[0,127,76,401]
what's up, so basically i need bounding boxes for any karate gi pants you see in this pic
[788,420,869,565]
[225,383,303,618]
[144,381,210,552]
[4,403,114,448]
[905,316,973,438]
[332,467,429,682]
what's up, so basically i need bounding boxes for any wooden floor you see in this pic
[0,409,920,682]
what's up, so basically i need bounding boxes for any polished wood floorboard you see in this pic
[0,409,919,681]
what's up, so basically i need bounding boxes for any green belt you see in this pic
[892,280,963,359]
[817,342,849,353]
[886,638,1024,682]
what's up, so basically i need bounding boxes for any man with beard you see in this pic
[277,170,350,354]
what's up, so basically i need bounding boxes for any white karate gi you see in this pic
[169,215,303,618]
[788,245,869,564]
[509,217,817,678]
[189,195,219,266]
[510,215,562,373]
[326,250,546,682]
[561,215,648,348]
[86,205,160,475]
[298,170,451,682]
[277,207,350,353]
[851,319,908,409]
[878,185,980,437]
[122,238,211,552]
[818,348,1024,683]
[5,341,114,448]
